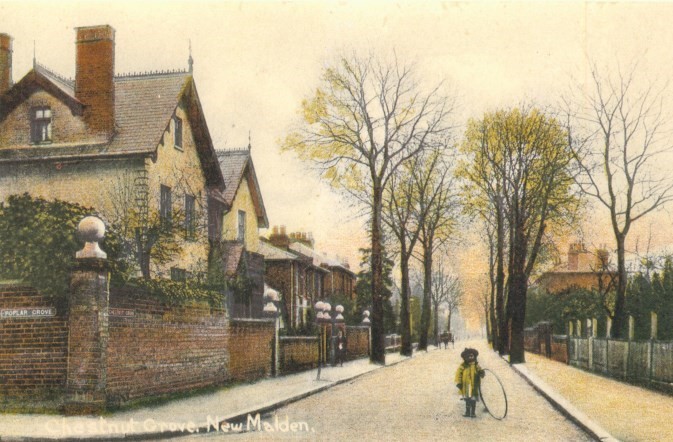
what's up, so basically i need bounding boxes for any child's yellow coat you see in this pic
[455,362,483,398]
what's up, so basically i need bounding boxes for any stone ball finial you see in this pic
[76,216,107,259]
[77,216,106,242]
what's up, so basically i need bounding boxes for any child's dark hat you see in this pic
[460,348,479,359]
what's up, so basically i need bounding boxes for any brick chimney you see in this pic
[269,225,290,249]
[0,33,12,95]
[567,243,582,271]
[595,248,609,270]
[75,25,115,137]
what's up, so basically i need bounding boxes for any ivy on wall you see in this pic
[0,193,223,306]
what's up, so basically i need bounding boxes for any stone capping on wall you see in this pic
[231,318,275,324]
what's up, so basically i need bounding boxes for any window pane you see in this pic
[43,109,51,118]
[238,210,246,242]
[174,116,183,148]
[160,185,172,222]
[185,194,195,235]
[36,109,43,119]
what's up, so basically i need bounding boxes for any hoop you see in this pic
[479,368,508,420]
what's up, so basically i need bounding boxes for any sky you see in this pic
[5,1,673,325]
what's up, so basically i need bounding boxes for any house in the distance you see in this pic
[536,242,616,294]
[216,147,269,317]
[0,26,227,279]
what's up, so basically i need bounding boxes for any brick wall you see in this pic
[0,283,279,410]
[0,285,67,399]
[345,326,369,360]
[279,336,318,374]
[107,287,230,405]
[228,319,274,382]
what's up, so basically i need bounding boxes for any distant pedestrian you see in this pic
[455,347,485,418]
[336,329,347,366]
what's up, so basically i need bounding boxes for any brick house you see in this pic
[261,226,356,330]
[0,26,227,279]
[536,243,616,294]
[216,148,269,317]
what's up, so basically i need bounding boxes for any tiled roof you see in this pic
[109,72,190,154]
[258,240,298,261]
[216,149,249,205]
[289,242,329,269]
[221,241,245,277]
[34,63,75,97]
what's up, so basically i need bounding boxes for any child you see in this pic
[455,347,485,418]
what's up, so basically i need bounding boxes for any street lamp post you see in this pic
[263,286,280,377]
[331,304,345,366]
[314,301,331,381]
[362,310,371,356]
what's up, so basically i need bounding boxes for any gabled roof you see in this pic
[0,66,225,192]
[216,148,269,228]
[0,64,83,119]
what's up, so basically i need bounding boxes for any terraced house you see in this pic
[0,25,227,279]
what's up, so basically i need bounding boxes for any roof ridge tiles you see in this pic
[34,62,74,86]
[115,69,189,79]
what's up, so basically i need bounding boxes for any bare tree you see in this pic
[383,158,422,356]
[282,53,454,363]
[430,257,462,344]
[567,64,673,338]
[414,149,460,350]
[103,164,210,280]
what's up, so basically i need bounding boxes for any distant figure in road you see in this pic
[336,329,347,367]
[455,347,485,418]
[440,331,454,349]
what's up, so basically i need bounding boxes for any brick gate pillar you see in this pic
[64,216,109,415]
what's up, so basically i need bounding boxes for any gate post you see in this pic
[64,217,109,415]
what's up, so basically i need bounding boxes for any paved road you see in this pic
[182,341,592,441]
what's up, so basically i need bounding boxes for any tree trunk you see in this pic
[432,300,440,346]
[496,198,507,354]
[508,270,527,363]
[370,186,386,364]
[612,234,627,339]
[418,239,433,350]
[399,251,413,356]
[508,219,527,363]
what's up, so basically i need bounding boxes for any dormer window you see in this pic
[174,116,183,149]
[31,107,52,143]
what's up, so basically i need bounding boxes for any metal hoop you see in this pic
[479,368,508,420]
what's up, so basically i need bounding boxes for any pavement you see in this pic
[0,342,647,441]
[0,353,410,441]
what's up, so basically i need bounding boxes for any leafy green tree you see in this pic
[0,193,129,297]
[355,248,397,333]
[659,258,673,340]
[626,272,656,340]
